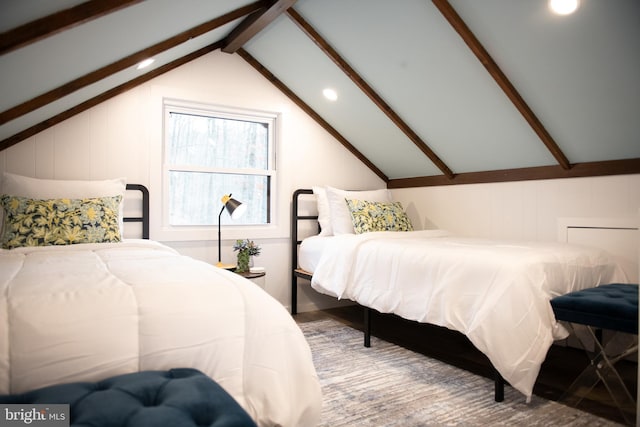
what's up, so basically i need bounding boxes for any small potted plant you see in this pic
[233,239,261,273]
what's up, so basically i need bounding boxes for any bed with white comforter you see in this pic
[304,229,628,401]
[1,240,321,427]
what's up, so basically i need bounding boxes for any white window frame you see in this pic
[157,98,279,242]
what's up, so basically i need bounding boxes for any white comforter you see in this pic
[310,230,627,400]
[0,240,321,427]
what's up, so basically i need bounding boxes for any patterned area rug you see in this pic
[299,318,624,427]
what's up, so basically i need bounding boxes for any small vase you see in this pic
[236,251,250,273]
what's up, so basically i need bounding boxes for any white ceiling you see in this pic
[1,0,639,183]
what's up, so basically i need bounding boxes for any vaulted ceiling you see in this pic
[1,0,639,187]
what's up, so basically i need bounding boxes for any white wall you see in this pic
[0,50,385,312]
[392,173,640,243]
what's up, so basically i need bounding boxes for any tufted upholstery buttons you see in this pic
[0,369,257,427]
[551,283,638,335]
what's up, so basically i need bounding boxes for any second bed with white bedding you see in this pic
[300,229,628,400]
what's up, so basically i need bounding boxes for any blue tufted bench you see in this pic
[551,283,638,334]
[0,368,257,427]
[550,283,638,424]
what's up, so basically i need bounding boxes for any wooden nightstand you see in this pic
[235,270,266,288]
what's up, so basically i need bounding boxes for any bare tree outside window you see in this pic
[164,102,275,227]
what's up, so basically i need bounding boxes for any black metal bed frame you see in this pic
[290,188,506,402]
[124,183,150,239]
[291,189,315,316]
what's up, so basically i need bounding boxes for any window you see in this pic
[163,101,276,229]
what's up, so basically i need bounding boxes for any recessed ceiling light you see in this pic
[549,0,579,15]
[136,58,155,70]
[323,88,338,101]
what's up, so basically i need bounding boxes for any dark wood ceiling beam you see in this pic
[388,158,640,188]
[0,1,265,126]
[0,0,143,55]
[237,48,389,182]
[432,0,572,171]
[0,42,224,152]
[286,8,455,180]
[223,0,297,53]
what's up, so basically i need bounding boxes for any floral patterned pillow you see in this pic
[346,199,414,234]
[0,195,122,249]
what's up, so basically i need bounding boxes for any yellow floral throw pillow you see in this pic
[0,195,122,249]
[346,199,413,234]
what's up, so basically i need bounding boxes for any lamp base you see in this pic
[216,261,236,271]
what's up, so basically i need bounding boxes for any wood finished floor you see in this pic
[295,305,637,426]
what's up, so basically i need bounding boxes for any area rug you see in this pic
[299,318,624,426]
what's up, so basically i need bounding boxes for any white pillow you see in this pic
[325,186,392,235]
[312,186,332,236]
[1,172,127,233]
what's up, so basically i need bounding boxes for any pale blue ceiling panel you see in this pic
[0,0,86,32]
[450,0,640,163]
[0,0,256,113]
[294,0,557,174]
[245,16,442,179]
[0,21,240,143]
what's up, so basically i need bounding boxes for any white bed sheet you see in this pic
[0,240,321,427]
[308,230,628,400]
[299,235,333,273]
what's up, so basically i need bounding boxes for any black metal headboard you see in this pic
[123,184,149,239]
[291,189,318,314]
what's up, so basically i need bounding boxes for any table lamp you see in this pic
[217,194,247,268]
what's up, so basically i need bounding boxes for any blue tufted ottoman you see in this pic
[0,368,257,427]
[551,283,638,334]
[550,283,638,424]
